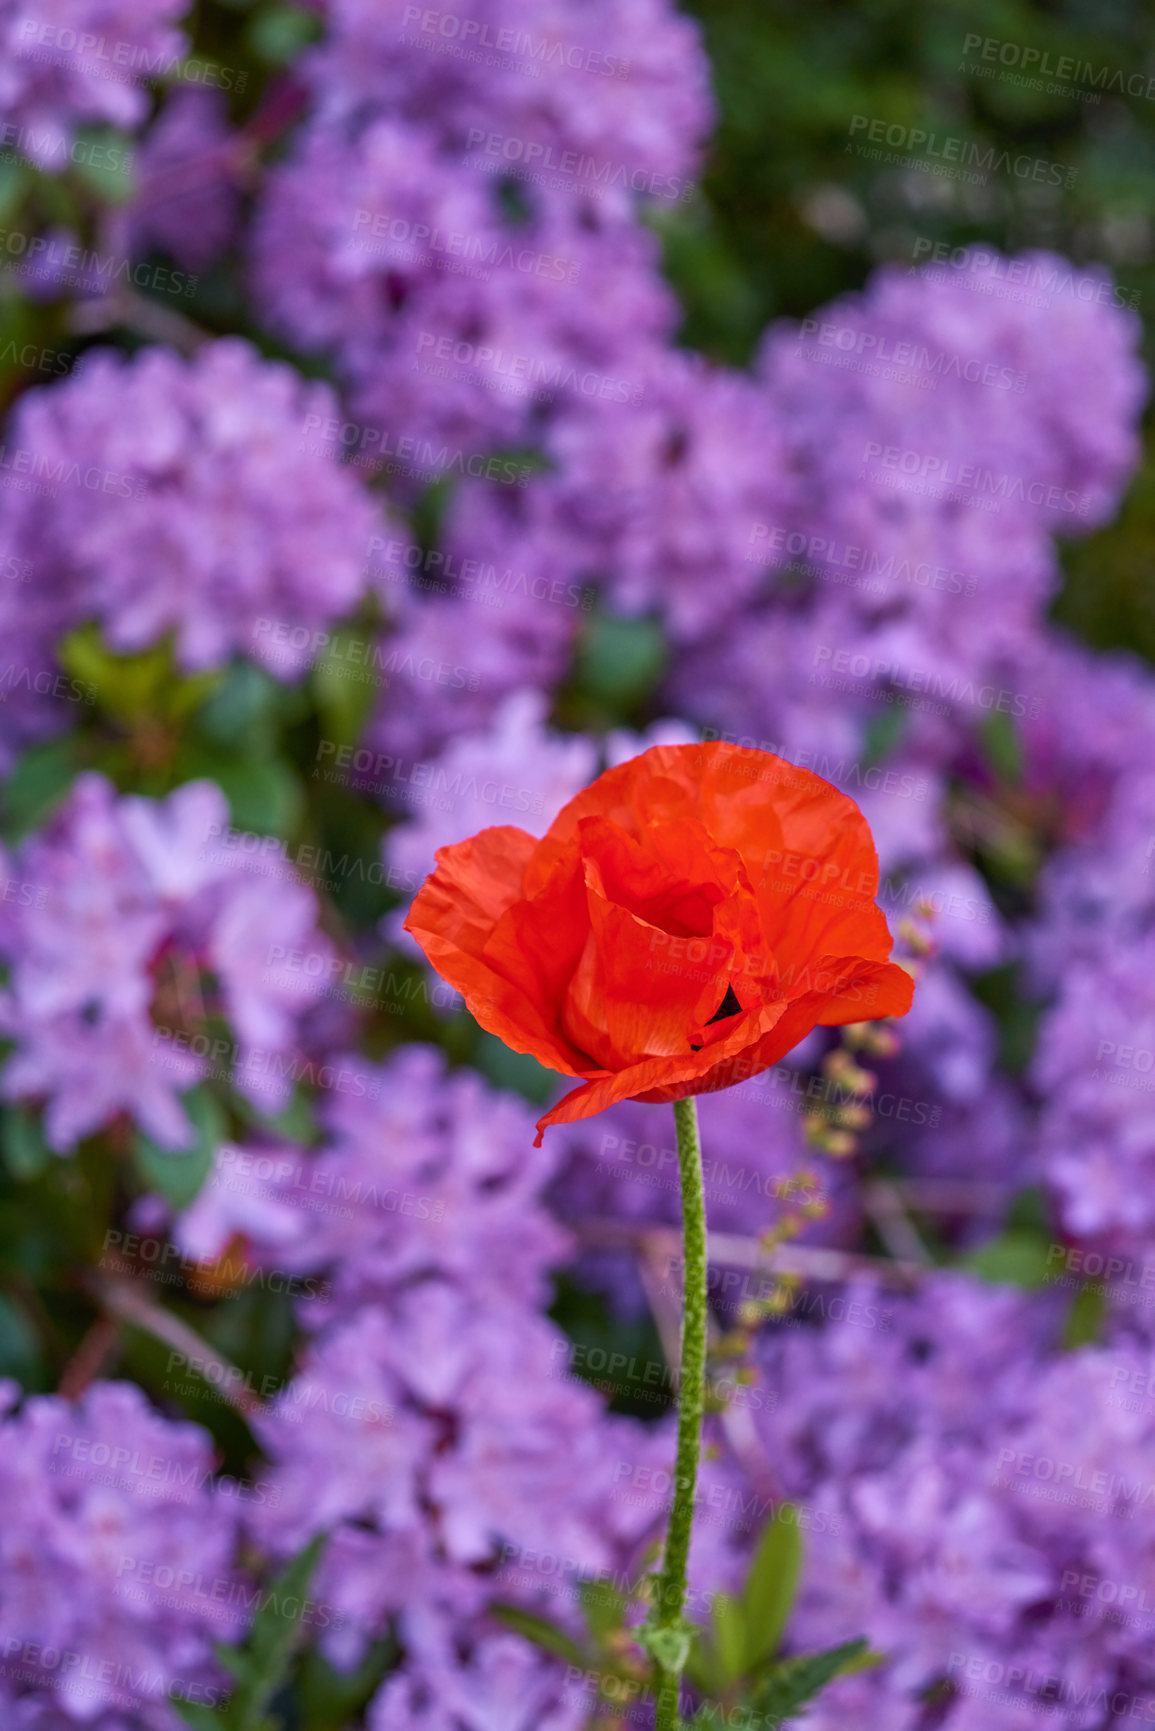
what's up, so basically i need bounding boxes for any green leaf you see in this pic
[132,1085,224,1209]
[752,1637,874,1724]
[579,1578,628,1643]
[710,1591,747,1688]
[1063,1281,1105,1349]
[1005,1187,1049,1234]
[0,158,28,223]
[172,1703,225,1731]
[213,1646,256,1685]
[959,1228,1054,1290]
[1,1106,51,1180]
[980,709,1024,784]
[310,625,383,747]
[740,1508,803,1674]
[229,1081,318,1147]
[206,756,304,839]
[0,735,80,842]
[637,1615,696,1676]
[297,1637,396,1731]
[575,612,667,711]
[193,663,283,751]
[70,128,137,204]
[489,1603,586,1670]
[210,1534,328,1730]
[0,1291,46,1384]
[246,1534,326,1664]
[57,625,219,724]
[862,706,906,768]
[247,5,323,64]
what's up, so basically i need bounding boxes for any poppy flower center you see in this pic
[705,983,743,1025]
[689,981,744,1050]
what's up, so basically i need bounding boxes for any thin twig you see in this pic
[573,1217,925,1288]
[888,1177,1010,1215]
[862,1179,934,1268]
[717,1397,782,1507]
[69,288,209,353]
[636,1235,685,1383]
[58,1314,121,1400]
[88,1276,264,1419]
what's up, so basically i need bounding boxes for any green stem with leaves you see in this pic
[650,1094,708,1731]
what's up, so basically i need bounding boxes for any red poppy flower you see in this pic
[405,742,914,1145]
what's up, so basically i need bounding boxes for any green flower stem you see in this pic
[653,1094,708,1731]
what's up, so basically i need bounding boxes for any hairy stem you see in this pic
[653,1095,708,1731]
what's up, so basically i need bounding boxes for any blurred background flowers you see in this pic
[3,0,1155,1725]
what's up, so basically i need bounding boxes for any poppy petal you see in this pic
[561,889,735,1070]
[405,826,588,1076]
[533,999,788,1144]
